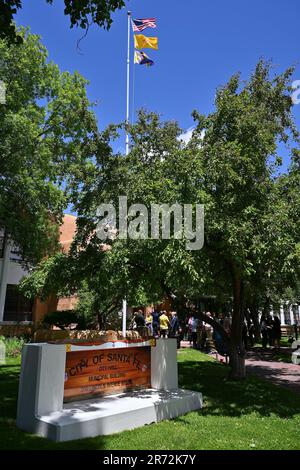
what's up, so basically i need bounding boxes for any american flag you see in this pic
[132,18,157,32]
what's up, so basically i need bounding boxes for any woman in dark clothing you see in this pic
[260,315,268,348]
[272,316,281,350]
[152,310,160,337]
[266,315,274,347]
[169,311,181,348]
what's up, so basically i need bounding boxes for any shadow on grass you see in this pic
[0,362,108,450]
[178,358,300,419]
[1,352,300,449]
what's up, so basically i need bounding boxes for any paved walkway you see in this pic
[180,342,300,394]
[180,340,193,348]
[245,351,300,394]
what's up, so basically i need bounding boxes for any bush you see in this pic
[0,336,27,357]
[42,310,87,330]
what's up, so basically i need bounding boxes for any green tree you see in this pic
[0,0,127,44]
[0,28,98,263]
[190,62,300,377]
[21,63,300,380]
[255,154,300,314]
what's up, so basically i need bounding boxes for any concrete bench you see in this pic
[291,350,300,365]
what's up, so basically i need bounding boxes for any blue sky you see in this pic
[17,0,300,159]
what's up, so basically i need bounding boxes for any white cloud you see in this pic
[179,127,194,144]
[179,127,205,146]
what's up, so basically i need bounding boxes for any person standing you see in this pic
[248,320,255,347]
[266,315,274,347]
[272,316,281,350]
[169,311,181,348]
[223,314,231,335]
[204,312,213,342]
[152,309,160,337]
[260,315,268,348]
[184,315,190,341]
[134,310,146,337]
[190,315,198,348]
[145,311,153,336]
[294,320,298,341]
[159,310,170,338]
[188,315,195,344]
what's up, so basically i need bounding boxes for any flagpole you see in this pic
[122,10,131,338]
[125,10,131,156]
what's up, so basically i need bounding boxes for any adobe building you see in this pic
[0,214,77,329]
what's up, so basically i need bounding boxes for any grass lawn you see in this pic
[0,349,300,450]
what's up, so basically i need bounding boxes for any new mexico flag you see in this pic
[134,34,158,50]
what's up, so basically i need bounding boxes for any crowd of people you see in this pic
[259,314,281,349]
[130,309,234,353]
[184,312,285,353]
[130,308,285,352]
[184,312,232,354]
[130,309,182,347]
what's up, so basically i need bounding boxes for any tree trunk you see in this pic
[97,312,104,330]
[229,347,246,378]
[228,271,246,379]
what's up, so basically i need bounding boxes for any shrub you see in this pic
[0,336,27,357]
[42,310,87,330]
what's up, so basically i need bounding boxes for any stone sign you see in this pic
[17,339,202,441]
[64,346,151,401]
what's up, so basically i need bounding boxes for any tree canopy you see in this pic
[0,28,99,263]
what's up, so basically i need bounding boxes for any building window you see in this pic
[3,285,33,322]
